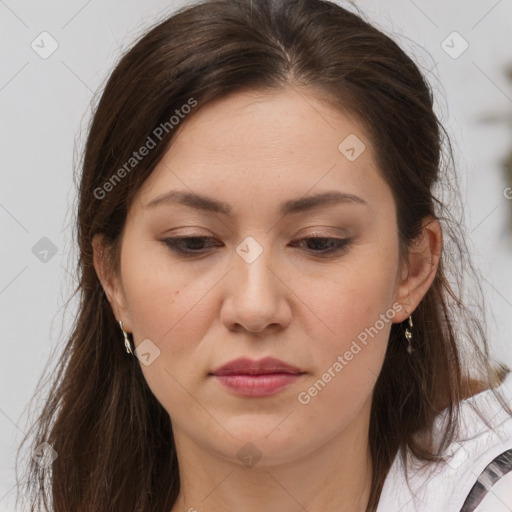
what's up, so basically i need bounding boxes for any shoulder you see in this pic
[376,372,512,512]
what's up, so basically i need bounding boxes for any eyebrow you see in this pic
[143,190,367,216]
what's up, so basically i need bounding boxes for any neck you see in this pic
[170,397,373,512]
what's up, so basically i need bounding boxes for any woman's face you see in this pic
[96,88,414,465]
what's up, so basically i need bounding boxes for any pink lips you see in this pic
[210,357,304,397]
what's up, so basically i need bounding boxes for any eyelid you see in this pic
[299,227,350,237]
[290,235,352,255]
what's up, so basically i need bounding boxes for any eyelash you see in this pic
[162,235,351,257]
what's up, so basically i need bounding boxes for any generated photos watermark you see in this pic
[297,302,403,405]
[94,97,198,200]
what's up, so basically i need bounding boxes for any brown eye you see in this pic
[162,236,221,256]
[291,237,351,255]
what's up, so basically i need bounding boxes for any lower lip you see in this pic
[212,373,302,397]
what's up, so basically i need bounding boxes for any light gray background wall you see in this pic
[1,1,511,510]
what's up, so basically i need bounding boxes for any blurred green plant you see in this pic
[503,65,512,231]
[480,64,512,232]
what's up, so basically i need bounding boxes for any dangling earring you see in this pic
[119,321,134,355]
[404,315,413,354]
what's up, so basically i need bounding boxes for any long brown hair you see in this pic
[16,1,510,510]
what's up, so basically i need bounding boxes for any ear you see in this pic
[92,233,132,331]
[392,216,443,323]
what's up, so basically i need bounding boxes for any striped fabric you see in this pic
[460,449,512,511]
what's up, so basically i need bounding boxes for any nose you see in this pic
[220,241,292,334]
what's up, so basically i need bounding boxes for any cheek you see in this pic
[291,240,399,403]
[297,238,400,343]
[120,241,219,356]
[120,246,222,418]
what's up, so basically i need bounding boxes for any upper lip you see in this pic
[210,357,304,376]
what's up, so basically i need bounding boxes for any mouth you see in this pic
[209,356,305,397]
[211,373,304,397]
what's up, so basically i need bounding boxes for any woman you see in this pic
[16,0,512,510]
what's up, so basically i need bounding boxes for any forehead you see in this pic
[133,88,389,216]
[168,87,369,163]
